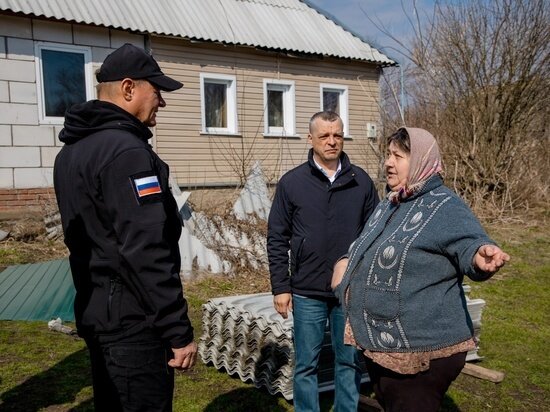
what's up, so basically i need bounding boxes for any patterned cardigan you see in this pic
[336,175,496,353]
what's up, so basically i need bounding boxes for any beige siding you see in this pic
[151,36,382,188]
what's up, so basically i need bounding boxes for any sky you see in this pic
[306,0,437,62]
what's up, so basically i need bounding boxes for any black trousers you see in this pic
[365,351,467,412]
[86,330,174,412]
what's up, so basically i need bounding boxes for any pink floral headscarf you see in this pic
[388,127,443,203]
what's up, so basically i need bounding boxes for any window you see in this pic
[35,43,94,124]
[263,80,296,136]
[200,73,238,134]
[320,84,349,137]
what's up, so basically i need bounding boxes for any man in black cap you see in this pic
[54,43,196,411]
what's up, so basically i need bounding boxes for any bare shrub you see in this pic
[375,0,550,216]
[188,189,269,277]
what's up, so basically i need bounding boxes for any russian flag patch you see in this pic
[133,175,162,197]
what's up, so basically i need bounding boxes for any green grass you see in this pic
[0,219,548,411]
[0,321,93,411]
[441,222,550,411]
[0,246,32,267]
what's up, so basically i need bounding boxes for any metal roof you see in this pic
[0,259,74,321]
[0,0,394,65]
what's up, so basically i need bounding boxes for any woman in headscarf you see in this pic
[332,127,509,412]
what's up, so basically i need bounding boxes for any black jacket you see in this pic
[267,150,379,298]
[54,100,193,348]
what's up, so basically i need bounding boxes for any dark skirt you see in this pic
[365,351,467,412]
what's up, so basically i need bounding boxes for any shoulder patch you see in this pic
[130,172,163,205]
[134,175,162,197]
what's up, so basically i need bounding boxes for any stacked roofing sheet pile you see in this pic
[464,284,486,361]
[199,293,295,399]
[199,289,487,399]
[198,292,369,400]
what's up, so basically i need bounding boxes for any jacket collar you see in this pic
[59,100,153,145]
[307,149,352,181]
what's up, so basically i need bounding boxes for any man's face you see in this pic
[308,118,344,168]
[132,80,166,127]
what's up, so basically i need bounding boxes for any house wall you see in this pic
[151,37,382,188]
[0,14,145,210]
[0,14,384,211]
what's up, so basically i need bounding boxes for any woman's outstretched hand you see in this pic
[473,245,510,273]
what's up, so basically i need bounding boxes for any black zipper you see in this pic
[107,278,120,321]
[293,238,306,274]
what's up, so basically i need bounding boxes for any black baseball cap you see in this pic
[96,43,183,91]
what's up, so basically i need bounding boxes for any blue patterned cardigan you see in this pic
[335,175,496,353]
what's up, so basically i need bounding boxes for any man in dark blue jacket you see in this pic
[54,44,196,411]
[267,111,379,412]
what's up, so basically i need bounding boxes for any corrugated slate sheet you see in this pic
[199,293,370,399]
[199,291,487,398]
[0,259,75,321]
[0,0,394,65]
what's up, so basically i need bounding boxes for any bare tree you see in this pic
[372,0,550,215]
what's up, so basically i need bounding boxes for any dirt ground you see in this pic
[1,189,545,292]
[0,188,245,260]
[0,188,272,292]
[0,210,67,270]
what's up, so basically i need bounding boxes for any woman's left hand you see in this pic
[473,245,510,273]
[331,258,349,290]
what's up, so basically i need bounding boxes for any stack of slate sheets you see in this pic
[463,284,486,361]
[198,292,368,400]
[199,290,486,399]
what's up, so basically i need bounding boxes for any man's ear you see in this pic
[307,133,312,144]
[120,78,135,101]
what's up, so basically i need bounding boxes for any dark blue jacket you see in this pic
[267,149,379,298]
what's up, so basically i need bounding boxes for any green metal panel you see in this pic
[0,259,75,321]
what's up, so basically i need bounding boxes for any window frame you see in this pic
[319,83,350,137]
[35,42,95,125]
[200,73,238,135]
[263,79,296,137]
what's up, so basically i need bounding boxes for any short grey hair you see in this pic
[309,111,341,133]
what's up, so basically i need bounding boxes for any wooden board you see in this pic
[462,362,505,383]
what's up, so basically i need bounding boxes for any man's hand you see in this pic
[273,293,292,319]
[473,245,510,273]
[168,341,197,370]
[331,258,349,290]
